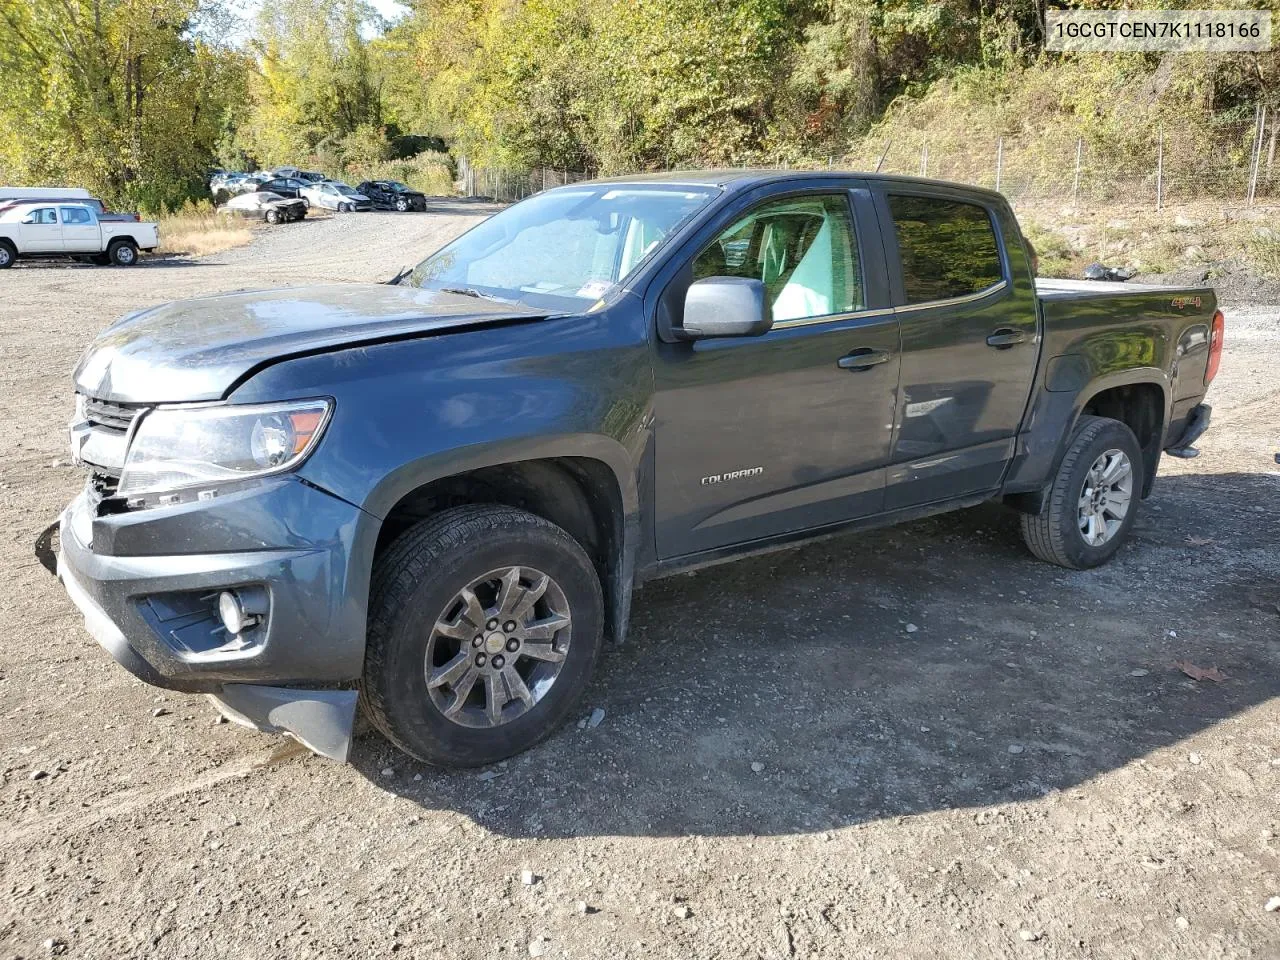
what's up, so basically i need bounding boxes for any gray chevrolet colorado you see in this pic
[53,171,1222,765]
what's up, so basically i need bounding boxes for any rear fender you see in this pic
[1002,367,1170,509]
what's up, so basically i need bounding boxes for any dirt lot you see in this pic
[2,204,1278,960]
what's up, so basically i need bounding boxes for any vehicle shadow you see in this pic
[13,257,210,270]
[351,470,1280,838]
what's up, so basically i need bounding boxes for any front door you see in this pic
[877,188,1040,508]
[18,207,61,251]
[653,187,901,559]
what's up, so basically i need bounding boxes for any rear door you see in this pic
[875,187,1039,508]
[18,207,61,251]
[652,181,901,559]
[59,206,99,251]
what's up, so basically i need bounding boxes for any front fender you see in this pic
[358,432,639,522]
[228,311,653,645]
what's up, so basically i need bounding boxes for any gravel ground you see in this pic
[1,205,1278,959]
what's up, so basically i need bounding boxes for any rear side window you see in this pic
[888,195,1002,304]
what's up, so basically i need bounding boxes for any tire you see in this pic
[339,202,351,213]
[266,209,280,224]
[395,197,409,212]
[107,239,138,266]
[363,505,604,766]
[0,241,14,269]
[1019,415,1144,569]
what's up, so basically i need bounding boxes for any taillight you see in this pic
[1205,309,1224,385]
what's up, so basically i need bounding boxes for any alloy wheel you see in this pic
[1077,448,1133,546]
[424,566,572,728]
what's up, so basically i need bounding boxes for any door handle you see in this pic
[986,329,1026,349]
[837,348,891,371]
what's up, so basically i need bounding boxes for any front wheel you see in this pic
[394,197,409,212]
[107,239,138,266]
[1020,415,1143,569]
[363,505,604,766]
[266,209,280,224]
[338,202,351,213]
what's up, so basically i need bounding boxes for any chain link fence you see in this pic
[465,105,1278,210]
[461,162,596,202]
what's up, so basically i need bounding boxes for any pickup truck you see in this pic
[0,201,158,267]
[52,171,1222,766]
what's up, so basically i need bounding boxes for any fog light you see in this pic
[217,590,263,635]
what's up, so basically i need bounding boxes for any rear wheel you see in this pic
[1019,415,1143,569]
[363,505,604,766]
[0,241,14,269]
[107,239,138,266]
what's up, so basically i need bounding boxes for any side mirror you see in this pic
[20,215,35,225]
[681,276,771,339]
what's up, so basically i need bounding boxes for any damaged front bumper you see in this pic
[53,479,373,761]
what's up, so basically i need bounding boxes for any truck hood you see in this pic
[73,283,546,403]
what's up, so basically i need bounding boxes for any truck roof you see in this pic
[590,169,1007,202]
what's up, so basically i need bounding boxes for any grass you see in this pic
[155,205,253,257]
[1013,199,1280,281]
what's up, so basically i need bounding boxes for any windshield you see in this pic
[409,184,719,311]
[386,182,411,193]
[337,186,362,197]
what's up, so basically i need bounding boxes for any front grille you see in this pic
[83,396,143,432]
[89,470,120,499]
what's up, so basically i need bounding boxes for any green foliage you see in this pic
[1248,230,1280,279]
[3,0,1278,210]
[347,152,455,194]
[0,0,249,210]
[233,0,387,167]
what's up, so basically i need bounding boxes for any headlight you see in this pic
[117,399,331,497]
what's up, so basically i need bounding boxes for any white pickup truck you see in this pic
[0,201,158,268]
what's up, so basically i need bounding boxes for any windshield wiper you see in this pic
[440,287,491,300]
[386,265,412,286]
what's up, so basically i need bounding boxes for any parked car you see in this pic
[355,180,427,212]
[54,171,1222,766]
[231,173,273,195]
[223,191,307,224]
[299,181,372,212]
[297,171,327,183]
[254,177,311,201]
[0,201,157,267]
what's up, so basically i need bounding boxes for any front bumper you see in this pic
[55,476,373,759]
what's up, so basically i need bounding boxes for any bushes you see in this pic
[342,151,456,194]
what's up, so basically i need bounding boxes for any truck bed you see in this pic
[1034,277,1212,301]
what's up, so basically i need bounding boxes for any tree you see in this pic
[0,0,248,209]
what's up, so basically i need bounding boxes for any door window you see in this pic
[692,194,863,322]
[61,207,92,224]
[887,195,1003,304]
[24,207,58,224]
